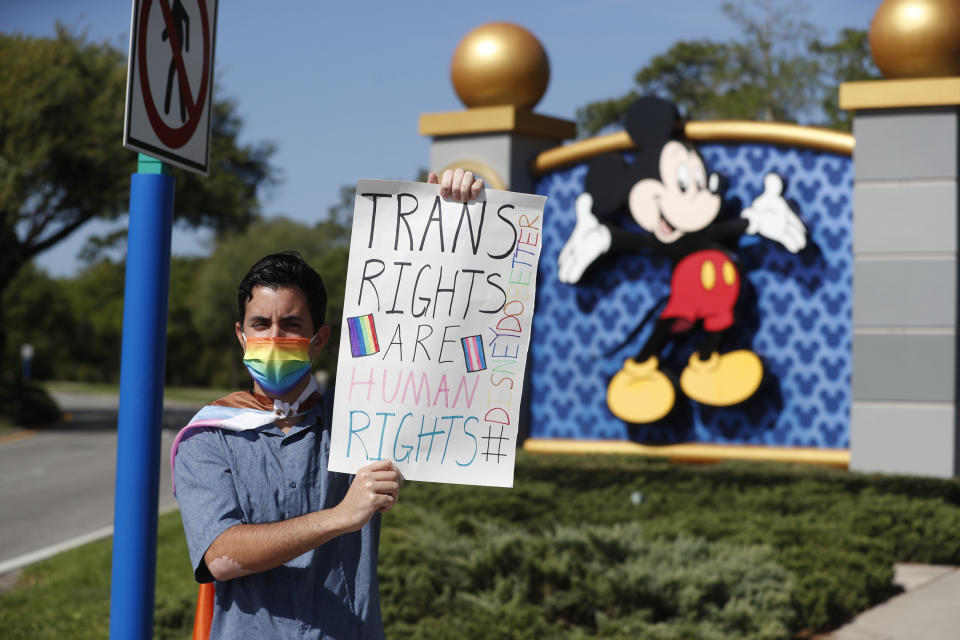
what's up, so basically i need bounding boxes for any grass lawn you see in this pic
[1,380,233,431]
[0,510,194,640]
[43,380,234,405]
[2,453,959,639]
[42,380,120,395]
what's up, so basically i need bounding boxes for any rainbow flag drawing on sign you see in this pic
[461,335,486,372]
[347,314,379,357]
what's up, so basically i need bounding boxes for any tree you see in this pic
[166,256,211,387]
[0,26,276,380]
[60,259,127,383]
[576,0,879,135]
[811,27,878,131]
[1,263,72,382]
[190,213,352,389]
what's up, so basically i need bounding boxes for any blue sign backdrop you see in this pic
[530,143,852,448]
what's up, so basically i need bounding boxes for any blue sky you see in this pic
[2,0,880,276]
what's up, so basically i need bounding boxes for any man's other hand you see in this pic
[335,460,403,532]
[428,168,484,202]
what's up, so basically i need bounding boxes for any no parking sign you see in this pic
[123,0,219,174]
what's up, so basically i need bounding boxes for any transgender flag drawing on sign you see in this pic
[348,314,379,357]
[461,335,486,372]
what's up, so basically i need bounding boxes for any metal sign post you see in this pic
[111,0,217,636]
[109,155,175,639]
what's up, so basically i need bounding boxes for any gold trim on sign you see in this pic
[533,131,635,173]
[685,121,853,154]
[435,160,507,191]
[522,438,850,469]
[839,77,960,110]
[531,121,854,174]
[420,106,577,139]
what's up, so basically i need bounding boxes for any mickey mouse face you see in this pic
[627,140,722,243]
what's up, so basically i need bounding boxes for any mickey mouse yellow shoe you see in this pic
[606,357,675,423]
[679,350,762,407]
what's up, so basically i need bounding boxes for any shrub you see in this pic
[380,454,960,633]
[0,381,62,426]
[381,511,794,639]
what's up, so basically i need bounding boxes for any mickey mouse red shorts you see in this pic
[660,249,740,333]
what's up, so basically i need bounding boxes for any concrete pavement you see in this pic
[827,564,960,639]
[0,390,200,580]
[0,427,179,573]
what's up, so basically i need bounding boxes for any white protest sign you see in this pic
[329,180,546,488]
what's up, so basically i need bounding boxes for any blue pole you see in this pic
[109,155,174,639]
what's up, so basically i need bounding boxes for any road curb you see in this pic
[0,430,37,446]
[0,502,179,576]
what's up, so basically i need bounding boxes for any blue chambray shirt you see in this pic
[174,391,384,640]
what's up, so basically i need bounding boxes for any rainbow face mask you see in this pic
[242,335,313,396]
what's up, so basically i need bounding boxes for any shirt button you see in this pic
[289,481,297,488]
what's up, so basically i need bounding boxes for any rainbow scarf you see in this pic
[169,376,321,495]
[170,404,277,495]
[242,336,312,395]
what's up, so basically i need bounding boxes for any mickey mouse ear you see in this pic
[624,97,682,152]
[584,152,634,217]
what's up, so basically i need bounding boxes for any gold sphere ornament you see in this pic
[450,22,550,110]
[870,0,960,78]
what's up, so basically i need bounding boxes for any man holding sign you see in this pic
[173,170,485,638]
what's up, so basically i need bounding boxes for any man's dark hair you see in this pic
[237,251,327,330]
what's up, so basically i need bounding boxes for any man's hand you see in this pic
[557,192,612,283]
[428,168,484,202]
[334,460,403,533]
[740,173,807,253]
[202,460,404,581]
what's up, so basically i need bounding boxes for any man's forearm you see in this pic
[204,507,350,581]
[202,460,402,581]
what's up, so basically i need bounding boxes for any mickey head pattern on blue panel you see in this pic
[530,143,852,448]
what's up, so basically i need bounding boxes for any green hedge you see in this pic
[381,516,794,639]
[378,454,960,635]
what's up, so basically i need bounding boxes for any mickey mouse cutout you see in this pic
[558,97,806,424]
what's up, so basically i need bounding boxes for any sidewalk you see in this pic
[828,564,960,639]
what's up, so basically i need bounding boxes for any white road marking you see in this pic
[0,501,179,576]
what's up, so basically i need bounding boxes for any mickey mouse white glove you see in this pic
[557,193,612,284]
[740,173,807,253]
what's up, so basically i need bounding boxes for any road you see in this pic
[0,391,201,577]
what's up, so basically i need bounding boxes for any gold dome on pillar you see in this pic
[450,22,550,110]
[870,0,960,78]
